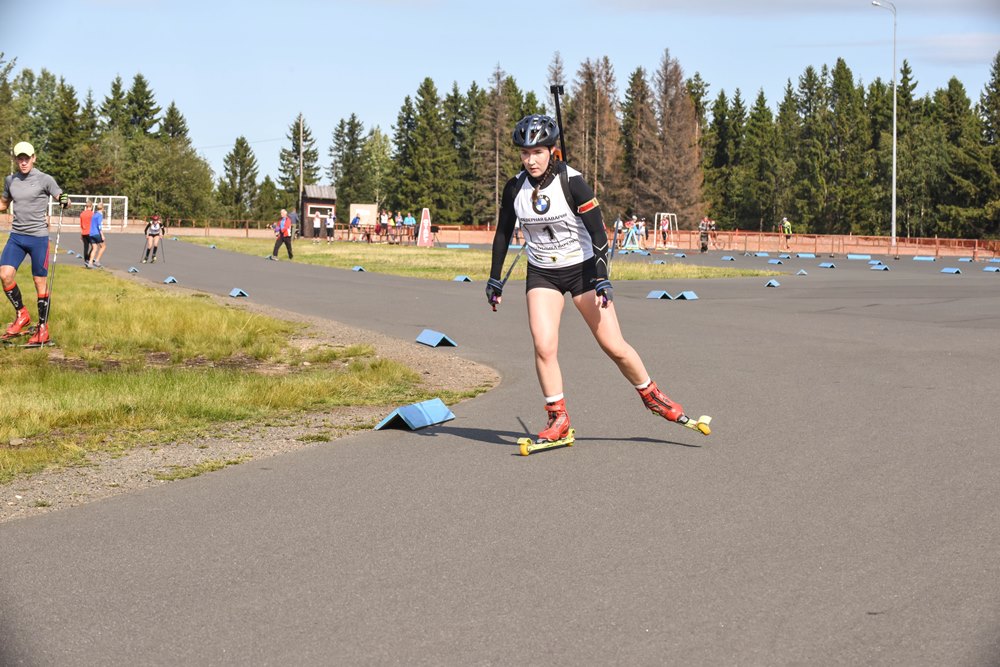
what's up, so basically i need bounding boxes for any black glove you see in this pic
[594,279,613,308]
[58,193,69,208]
[486,278,504,311]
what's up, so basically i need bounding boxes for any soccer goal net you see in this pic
[49,195,130,232]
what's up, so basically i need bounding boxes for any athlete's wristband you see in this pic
[594,279,613,304]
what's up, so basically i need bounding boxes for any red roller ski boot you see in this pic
[2,307,31,343]
[637,381,711,435]
[24,323,52,348]
[518,398,576,456]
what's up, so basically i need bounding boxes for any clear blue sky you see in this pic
[5,0,999,184]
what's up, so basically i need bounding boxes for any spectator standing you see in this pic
[88,203,107,267]
[270,208,294,260]
[325,211,335,243]
[79,200,94,265]
[403,211,416,243]
[781,216,792,250]
[311,210,322,243]
[350,212,361,241]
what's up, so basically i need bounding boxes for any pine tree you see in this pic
[794,65,833,232]
[654,49,704,225]
[100,75,128,132]
[734,90,778,230]
[45,79,83,191]
[932,78,994,236]
[702,90,731,223]
[548,51,566,113]
[125,73,160,135]
[390,96,417,209]
[686,72,710,144]
[827,59,873,234]
[15,69,58,160]
[0,53,19,169]
[329,114,366,215]
[359,127,393,209]
[773,81,801,229]
[158,101,190,142]
[253,175,282,221]
[217,136,259,219]
[621,67,662,218]
[443,82,478,224]
[450,81,487,225]
[278,113,320,207]
[79,89,99,143]
[564,57,621,209]
[979,51,1000,234]
[471,65,519,226]
[405,77,460,223]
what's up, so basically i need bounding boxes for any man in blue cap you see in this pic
[0,141,68,345]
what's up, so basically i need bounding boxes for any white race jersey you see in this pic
[513,166,592,269]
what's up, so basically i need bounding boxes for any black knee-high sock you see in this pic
[152,245,158,257]
[37,293,50,324]
[4,283,24,312]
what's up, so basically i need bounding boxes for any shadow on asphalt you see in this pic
[412,425,702,450]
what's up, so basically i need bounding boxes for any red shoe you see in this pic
[26,323,49,346]
[637,381,687,423]
[537,399,571,442]
[5,307,30,336]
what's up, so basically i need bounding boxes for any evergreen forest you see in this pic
[2,49,999,239]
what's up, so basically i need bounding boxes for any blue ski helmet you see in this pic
[512,114,560,148]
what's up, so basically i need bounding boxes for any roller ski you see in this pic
[518,398,575,456]
[22,324,54,348]
[638,381,712,436]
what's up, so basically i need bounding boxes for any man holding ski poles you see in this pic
[0,141,68,346]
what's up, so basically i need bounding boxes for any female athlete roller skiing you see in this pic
[143,214,164,263]
[487,115,710,451]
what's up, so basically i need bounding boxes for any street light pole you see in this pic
[872,0,897,252]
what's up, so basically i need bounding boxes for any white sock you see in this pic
[634,379,652,390]
[544,393,564,404]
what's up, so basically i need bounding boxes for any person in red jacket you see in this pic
[79,200,94,264]
[270,208,294,260]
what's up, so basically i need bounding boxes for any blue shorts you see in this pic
[89,234,104,244]
[1,233,50,278]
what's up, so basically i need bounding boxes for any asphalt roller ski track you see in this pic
[1,240,999,665]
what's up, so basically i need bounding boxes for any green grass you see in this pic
[185,237,776,281]
[0,264,484,484]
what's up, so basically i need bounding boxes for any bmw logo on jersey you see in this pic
[531,194,551,215]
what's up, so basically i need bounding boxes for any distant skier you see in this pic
[143,214,164,263]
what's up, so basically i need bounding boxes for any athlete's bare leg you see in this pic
[573,291,649,386]
[526,287,567,397]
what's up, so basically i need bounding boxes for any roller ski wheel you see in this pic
[518,428,575,456]
[680,415,712,436]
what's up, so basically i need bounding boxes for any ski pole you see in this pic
[608,223,620,278]
[45,205,64,325]
[550,84,567,163]
[491,244,525,312]
[139,233,147,263]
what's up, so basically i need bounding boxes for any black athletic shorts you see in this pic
[526,257,598,297]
